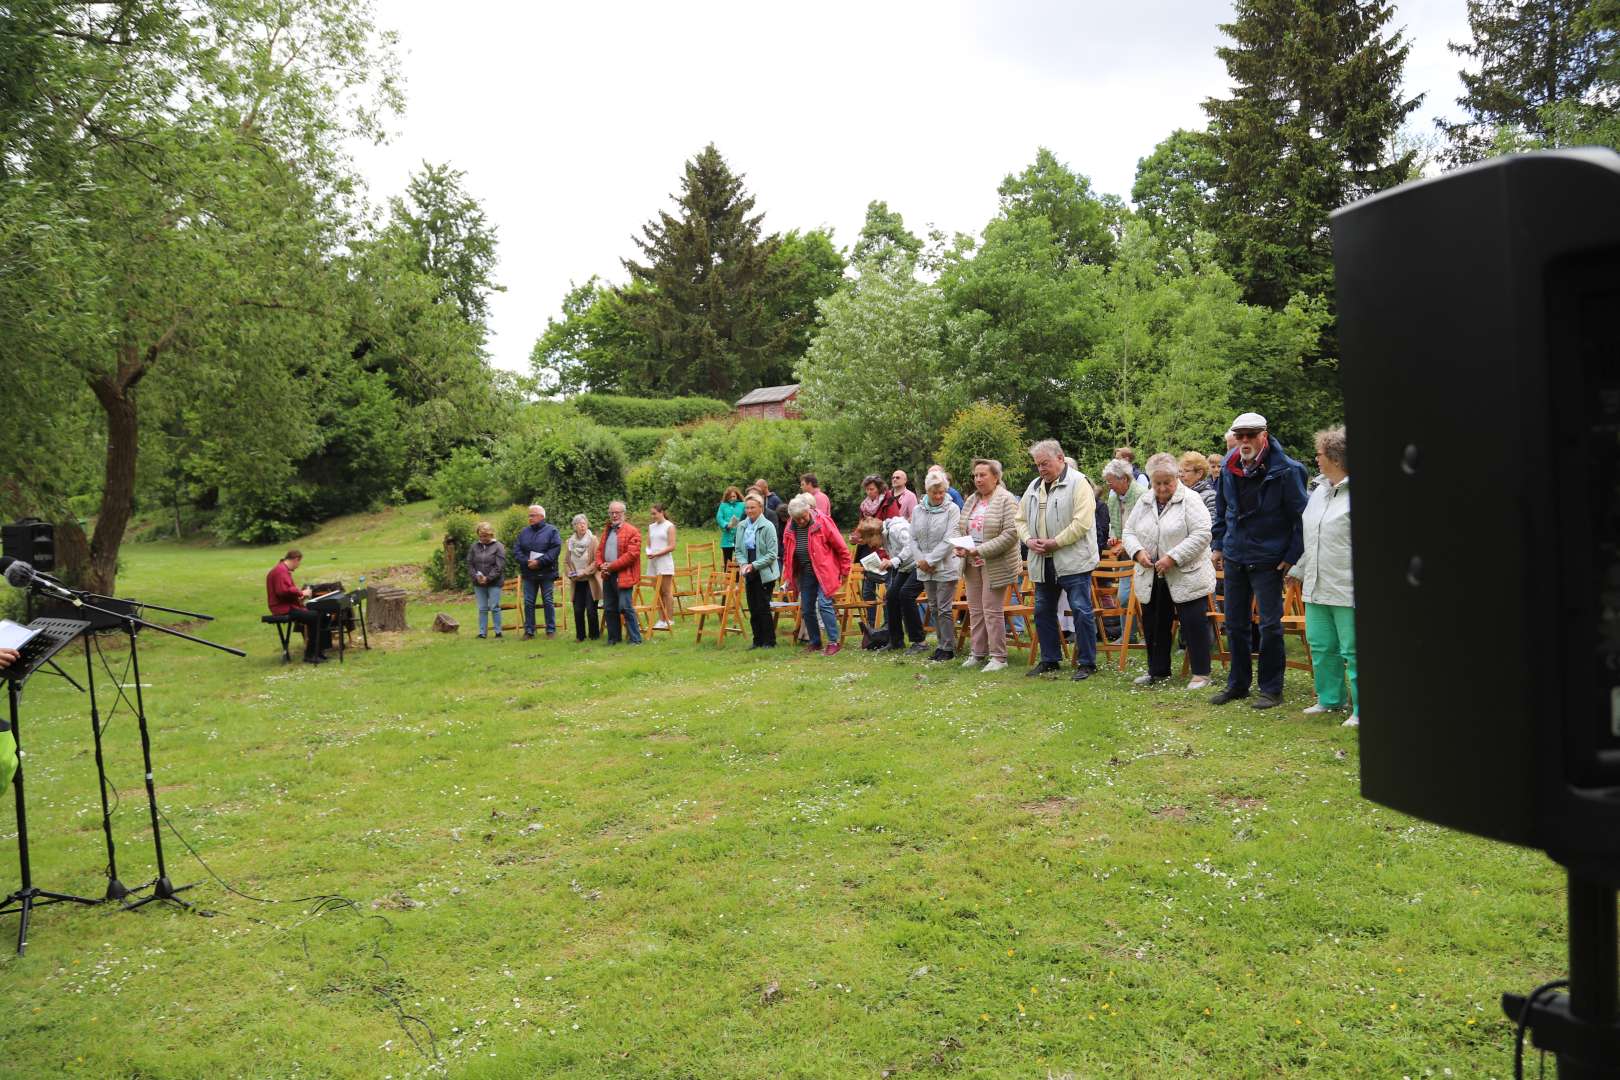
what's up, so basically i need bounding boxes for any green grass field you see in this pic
[0,503,1563,1078]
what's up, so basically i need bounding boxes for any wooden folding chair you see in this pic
[1281,577,1314,673]
[670,565,703,618]
[836,567,879,638]
[1090,559,1140,670]
[633,582,674,637]
[688,566,744,646]
[1003,579,1035,652]
[683,542,719,576]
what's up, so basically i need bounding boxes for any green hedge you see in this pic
[495,411,628,524]
[571,393,731,429]
[619,426,676,463]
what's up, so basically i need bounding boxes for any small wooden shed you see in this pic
[734,384,802,420]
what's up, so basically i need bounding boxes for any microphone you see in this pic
[0,556,82,600]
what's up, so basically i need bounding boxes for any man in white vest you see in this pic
[1016,439,1101,680]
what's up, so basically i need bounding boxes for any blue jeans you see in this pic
[521,574,555,635]
[797,572,839,645]
[1223,563,1285,697]
[603,583,642,644]
[1033,571,1096,668]
[473,583,502,636]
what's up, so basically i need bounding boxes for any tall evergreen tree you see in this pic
[1440,0,1620,162]
[619,144,793,399]
[1200,0,1421,311]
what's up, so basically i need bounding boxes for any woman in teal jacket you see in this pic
[735,492,780,648]
[716,486,746,567]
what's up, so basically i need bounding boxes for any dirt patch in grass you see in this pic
[1150,805,1189,820]
[1020,795,1077,820]
[1216,794,1265,809]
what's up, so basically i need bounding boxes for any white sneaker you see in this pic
[1132,674,1159,687]
[1186,676,1211,691]
[653,620,671,630]
[961,655,984,668]
[1342,714,1360,728]
[1302,703,1337,716]
[981,659,1007,673]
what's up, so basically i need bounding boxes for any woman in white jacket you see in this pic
[911,469,963,661]
[1292,427,1356,726]
[1123,453,1217,689]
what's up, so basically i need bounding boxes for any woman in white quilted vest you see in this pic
[1122,452,1216,690]
[1292,426,1356,727]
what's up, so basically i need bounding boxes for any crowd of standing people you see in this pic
[425,410,1356,726]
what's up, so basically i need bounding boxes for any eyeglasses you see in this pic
[1232,430,1262,439]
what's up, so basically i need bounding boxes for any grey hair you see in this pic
[971,458,1002,478]
[786,492,817,518]
[1145,452,1179,479]
[528,504,544,515]
[1314,425,1347,467]
[924,468,949,492]
[608,500,626,513]
[1028,438,1064,462]
[571,513,589,528]
[1101,459,1134,483]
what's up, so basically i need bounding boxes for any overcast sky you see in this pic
[349,1,1473,375]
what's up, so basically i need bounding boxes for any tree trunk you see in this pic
[54,518,91,587]
[86,345,146,597]
[369,585,408,631]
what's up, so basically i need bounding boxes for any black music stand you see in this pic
[0,618,100,954]
[35,592,243,914]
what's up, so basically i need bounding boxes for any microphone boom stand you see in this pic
[41,588,244,913]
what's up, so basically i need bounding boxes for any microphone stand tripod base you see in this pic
[122,875,196,912]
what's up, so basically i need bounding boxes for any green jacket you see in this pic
[736,513,779,583]
[1107,478,1146,540]
[716,500,746,547]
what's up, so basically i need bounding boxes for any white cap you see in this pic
[1230,411,1267,432]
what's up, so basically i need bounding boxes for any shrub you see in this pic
[624,462,659,513]
[646,419,816,526]
[429,445,505,512]
[425,509,479,590]
[571,393,731,429]
[619,427,676,462]
[495,411,628,524]
[936,402,1031,495]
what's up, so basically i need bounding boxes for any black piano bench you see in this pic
[262,614,297,662]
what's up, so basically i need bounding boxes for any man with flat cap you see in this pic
[1209,411,1309,710]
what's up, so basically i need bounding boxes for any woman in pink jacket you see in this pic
[782,493,852,656]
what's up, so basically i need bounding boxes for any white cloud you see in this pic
[350,1,1470,373]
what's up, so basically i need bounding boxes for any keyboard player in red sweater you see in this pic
[266,548,329,664]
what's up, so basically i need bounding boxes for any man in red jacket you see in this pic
[266,548,329,664]
[595,501,643,645]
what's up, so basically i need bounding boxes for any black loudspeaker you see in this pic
[1,519,54,573]
[1331,149,1620,881]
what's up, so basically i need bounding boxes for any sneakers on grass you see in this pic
[1302,702,1339,716]
[1342,714,1360,728]
[980,659,1007,673]
[962,655,985,668]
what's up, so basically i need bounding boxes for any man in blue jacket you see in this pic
[515,504,562,639]
[1210,412,1309,709]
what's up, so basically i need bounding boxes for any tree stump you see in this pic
[432,612,459,633]
[369,585,409,632]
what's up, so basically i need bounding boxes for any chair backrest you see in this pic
[684,541,718,571]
